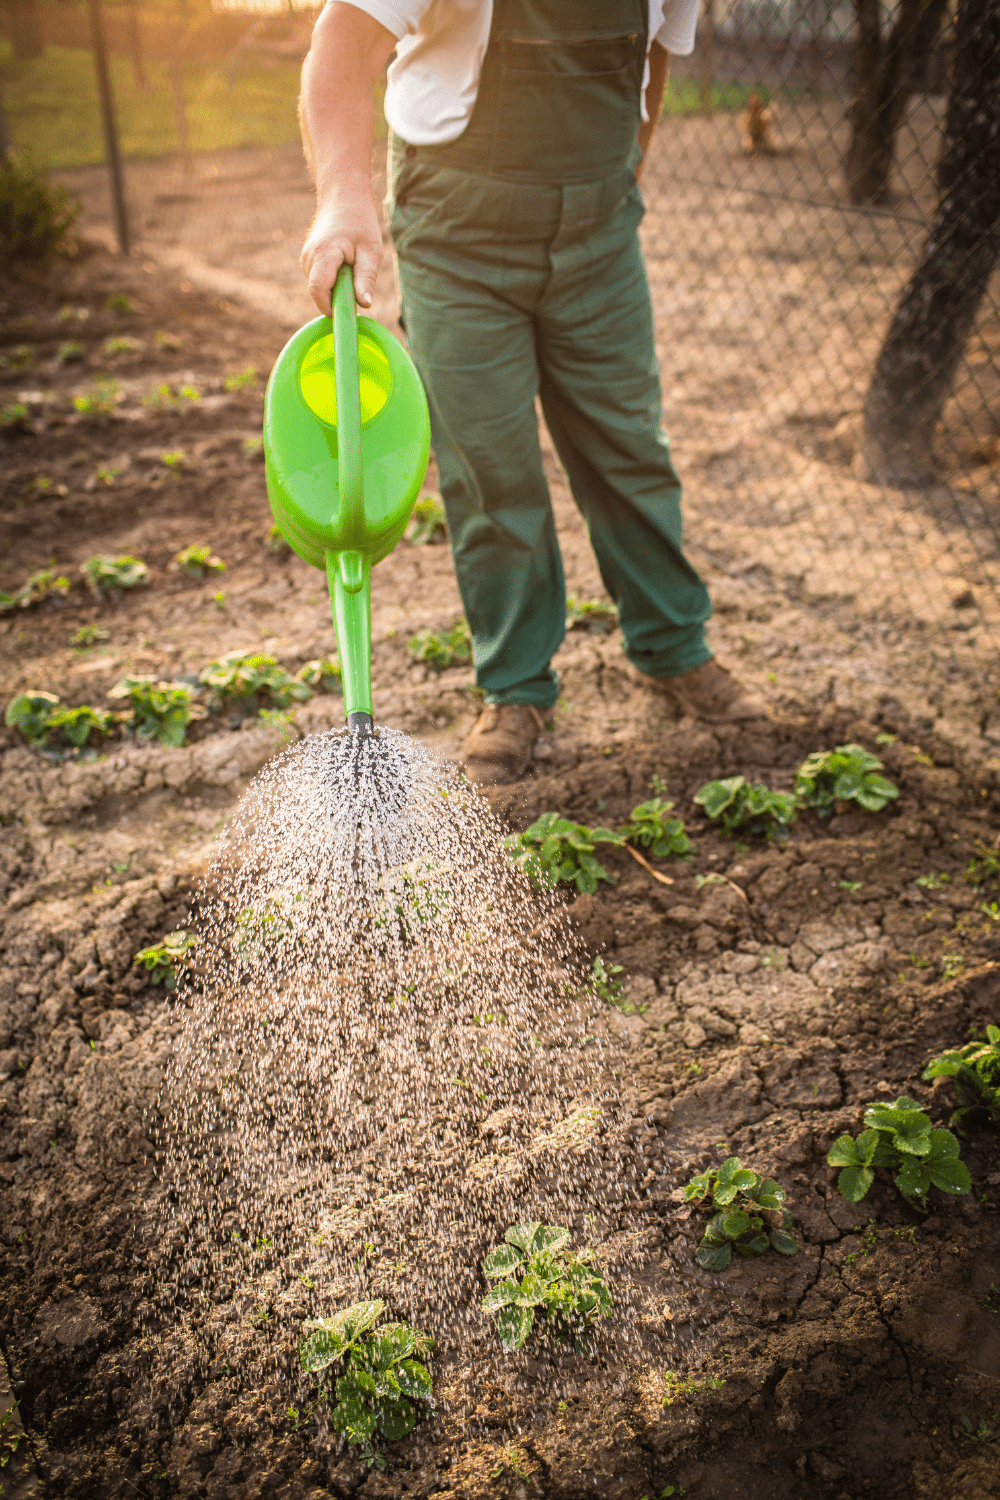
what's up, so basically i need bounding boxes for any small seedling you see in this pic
[481,1222,612,1353]
[102,335,144,357]
[965,849,1000,888]
[223,364,259,391]
[941,952,966,980]
[490,1448,529,1482]
[109,676,202,748]
[70,624,109,648]
[143,382,199,408]
[73,381,122,417]
[298,1299,434,1470]
[794,742,898,816]
[58,304,90,322]
[407,493,447,545]
[133,930,198,989]
[693,776,797,842]
[295,655,341,689]
[956,1413,999,1452]
[922,1024,1000,1132]
[265,521,290,551]
[198,649,311,714]
[105,292,137,313]
[175,543,225,577]
[81,554,148,599]
[408,618,472,672]
[662,1371,725,1404]
[0,401,30,429]
[94,463,123,486]
[683,1158,797,1269]
[6,343,32,370]
[56,339,84,365]
[2,692,110,748]
[620,797,691,860]
[589,955,626,1006]
[565,595,617,633]
[0,566,71,612]
[505,812,624,894]
[161,449,188,475]
[916,872,950,890]
[827,1096,971,1212]
[154,330,181,350]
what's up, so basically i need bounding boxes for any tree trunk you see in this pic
[860,0,1000,483]
[5,0,45,61]
[845,0,949,206]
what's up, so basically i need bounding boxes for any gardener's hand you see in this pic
[298,2,396,315]
[300,190,383,316]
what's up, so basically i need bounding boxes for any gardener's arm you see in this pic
[636,41,670,179]
[299,3,397,315]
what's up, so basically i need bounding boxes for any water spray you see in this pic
[263,264,431,737]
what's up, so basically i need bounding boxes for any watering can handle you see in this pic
[332,264,364,567]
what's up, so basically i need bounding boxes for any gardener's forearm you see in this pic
[636,41,670,177]
[298,2,396,314]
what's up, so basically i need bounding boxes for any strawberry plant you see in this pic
[224,364,259,391]
[0,402,30,429]
[0,566,71,612]
[198,650,312,714]
[683,1158,798,1269]
[407,494,447,545]
[295,655,341,690]
[5,691,61,743]
[407,619,471,672]
[82,555,148,599]
[133,930,198,988]
[794,743,898,816]
[175,543,225,577]
[693,776,798,842]
[565,595,617,633]
[45,704,116,748]
[827,1096,971,1212]
[102,335,143,357]
[922,1026,1000,1132]
[109,676,203,748]
[298,1300,433,1470]
[620,797,691,860]
[505,812,624,894]
[73,381,122,417]
[481,1223,612,1353]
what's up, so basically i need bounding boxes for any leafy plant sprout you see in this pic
[198,649,311,714]
[505,812,624,894]
[175,543,225,577]
[922,1025,1000,1132]
[683,1158,798,1269]
[565,594,618,633]
[298,1299,433,1469]
[620,797,691,860]
[406,493,448,545]
[693,776,798,842]
[407,618,472,672]
[133,930,198,989]
[0,566,71,613]
[5,692,115,749]
[224,364,259,391]
[794,742,898,815]
[662,1371,725,1405]
[81,554,148,599]
[481,1222,612,1353]
[70,624,109,648]
[109,676,203,747]
[73,381,122,417]
[827,1096,971,1212]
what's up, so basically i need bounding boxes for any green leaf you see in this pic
[375,1395,416,1442]
[395,1359,433,1401]
[837,1165,874,1202]
[495,1304,534,1351]
[533,1225,571,1254]
[515,1269,548,1307]
[693,776,745,819]
[924,1155,971,1196]
[370,1326,416,1369]
[483,1243,523,1279]
[504,1222,543,1252]
[695,1242,731,1271]
[769,1228,798,1256]
[720,1210,750,1239]
[299,1299,383,1371]
[482,1280,520,1313]
[331,1396,377,1441]
[734,1233,769,1258]
[338,1369,378,1405]
[826,1134,862,1168]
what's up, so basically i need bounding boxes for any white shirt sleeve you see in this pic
[331,0,437,43]
[655,0,700,56]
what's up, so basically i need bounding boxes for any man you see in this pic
[299,1,767,785]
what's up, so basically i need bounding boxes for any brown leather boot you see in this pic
[633,658,769,723]
[460,703,545,787]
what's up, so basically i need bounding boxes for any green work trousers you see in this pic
[389,143,712,710]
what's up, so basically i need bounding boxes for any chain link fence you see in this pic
[2,0,998,698]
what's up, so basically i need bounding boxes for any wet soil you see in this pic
[1,253,999,1500]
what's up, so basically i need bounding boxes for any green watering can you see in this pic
[263,264,431,735]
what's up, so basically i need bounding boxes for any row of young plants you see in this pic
[504,743,899,895]
[6,647,342,752]
[407,595,619,672]
[289,1021,1000,1468]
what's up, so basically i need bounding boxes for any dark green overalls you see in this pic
[389,0,712,710]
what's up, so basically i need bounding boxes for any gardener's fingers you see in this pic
[301,201,383,317]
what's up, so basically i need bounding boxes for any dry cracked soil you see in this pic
[1,251,999,1500]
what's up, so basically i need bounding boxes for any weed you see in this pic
[73,381,122,417]
[827,1096,971,1212]
[490,1448,529,1482]
[198,649,311,713]
[505,812,624,894]
[0,151,80,259]
[0,401,30,429]
[964,847,1000,888]
[481,1222,612,1353]
[109,676,202,747]
[295,655,342,690]
[840,879,862,893]
[923,1024,1000,1132]
[94,464,122,486]
[102,334,143,357]
[299,1299,434,1470]
[982,901,1000,923]
[794,742,898,816]
[81,555,148,599]
[407,618,472,672]
[175,543,225,577]
[0,566,71,612]
[683,1158,797,1269]
[105,292,137,313]
[70,624,109,648]
[143,381,199,408]
[265,521,290,551]
[213,591,226,610]
[941,952,966,980]
[916,872,950,890]
[133,930,198,989]
[55,339,84,365]
[662,1371,725,1405]
[407,493,447,545]
[223,364,259,391]
[565,594,618,633]
[956,1414,999,1452]
[589,955,626,1007]
[650,774,669,795]
[620,797,691,860]
[694,776,798,842]
[980,1283,999,1313]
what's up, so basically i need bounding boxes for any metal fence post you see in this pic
[86,0,130,254]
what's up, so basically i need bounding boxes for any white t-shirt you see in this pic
[338,0,701,146]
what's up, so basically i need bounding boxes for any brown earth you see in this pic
[1,251,1000,1500]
